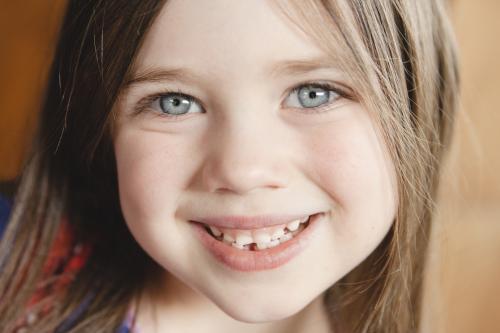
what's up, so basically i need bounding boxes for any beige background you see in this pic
[422,1,500,332]
[0,1,499,332]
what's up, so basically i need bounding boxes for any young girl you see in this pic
[0,0,459,332]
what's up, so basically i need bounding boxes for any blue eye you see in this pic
[284,84,340,109]
[136,83,346,119]
[158,93,203,116]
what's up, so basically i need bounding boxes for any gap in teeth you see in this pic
[204,215,312,251]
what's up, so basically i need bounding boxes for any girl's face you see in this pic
[114,0,397,322]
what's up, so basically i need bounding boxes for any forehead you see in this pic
[133,0,330,80]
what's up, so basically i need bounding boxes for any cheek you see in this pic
[113,127,206,277]
[303,109,397,260]
[113,128,192,223]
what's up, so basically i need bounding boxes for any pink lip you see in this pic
[190,213,312,229]
[190,212,325,272]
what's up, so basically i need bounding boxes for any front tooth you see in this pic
[235,234,253,246]
[256,242,268,250]
[287,219,300,231]
[231,242,245,250]
[271,228,285,240]
[279,233,293,243]
[267,239,280,248]
[209,226,222,237]
[254,232,271,244]
[223,233,234,244]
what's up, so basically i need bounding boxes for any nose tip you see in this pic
[198,113,292,195]
[202,158,289,195]
[199,130,291,195]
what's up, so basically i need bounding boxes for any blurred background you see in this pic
[0,1,498,332]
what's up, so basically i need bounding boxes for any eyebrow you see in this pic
[124,57,339,88]
[268,57,339,77]
[124,67,203,88]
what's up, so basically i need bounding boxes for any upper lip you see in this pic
[191,212,320,229]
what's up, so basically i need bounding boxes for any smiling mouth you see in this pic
[201,214,314,251]
[191,212,325,271]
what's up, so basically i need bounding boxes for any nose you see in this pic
[200,116,291,195]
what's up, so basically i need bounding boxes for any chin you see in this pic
[212,294,309,323]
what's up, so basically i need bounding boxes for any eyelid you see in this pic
[282,81,353,112]
[132,81,355,118]
[133,89,205,118]
[292,80,352,96]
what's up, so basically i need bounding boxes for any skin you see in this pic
[113,0,397,332]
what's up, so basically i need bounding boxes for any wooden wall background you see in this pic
[0,1,66,180]
[0,1,499,332]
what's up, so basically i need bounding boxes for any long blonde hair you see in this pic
[0,0,458,332]
[277,0,459,331]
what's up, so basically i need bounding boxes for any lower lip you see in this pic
[190,213,325,272]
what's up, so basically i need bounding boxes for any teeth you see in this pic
[267,239,280,248]
[271,228,285,241]
[291,225,303,236]
[278,233,292,243]
[254,232,272,244]
[256,242,269,250]
[235,234,253,246]
[209,226,222,237]
[257,236,287,250]
[286,219,300,231]
[223,233,234,244]
[231,242,248,250]
[205,215,313,251]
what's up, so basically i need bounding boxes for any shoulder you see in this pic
[2,201,94,331]
[0,194,132,332]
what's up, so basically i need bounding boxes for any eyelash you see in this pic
[133,89,200,120]
[133,81,352,119]
[287,82,350,114]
